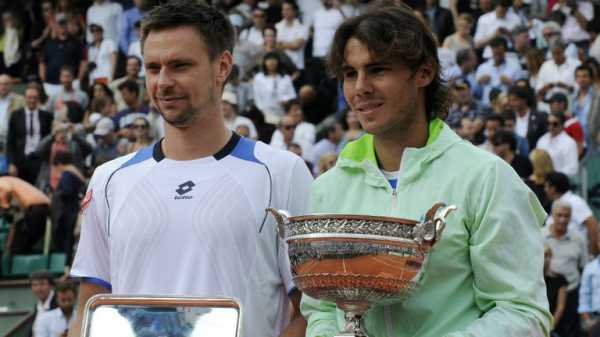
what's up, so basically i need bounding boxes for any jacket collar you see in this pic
[337,119,463,187]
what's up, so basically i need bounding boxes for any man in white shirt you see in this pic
[0,74,24,145]
[276,1,309,71]
[270,99,315,160]
[475,37,522,105]
[537,111,579,176]
[545,172,599,257]
[68,3,312,337]
[48,67,89,118]
[35,281,77,337]
[311,120,343,175]
[474,0,521,55]
[536,37,581,100]
[86,0,123,44]
[307,0,344,86]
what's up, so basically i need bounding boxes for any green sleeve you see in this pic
[301,295,342,337]
[444,159,552,337]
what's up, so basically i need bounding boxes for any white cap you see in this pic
[88,112,102,127]
[222,91,238,105]
[94,117,115,136]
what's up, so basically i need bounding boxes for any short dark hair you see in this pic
[284,98,301,113]
[546,172,571,194]
[508,85,534,108]
[490,129,516,151]
[328,5,449,121]
[575,65,594,79]
[60,65,74,75]
[489,36,508,49]
[282,0,299,12]
[117,80,140,96]
[261,52,284,75]
[54,280,77,295]
[486,114,504,126]
[126,55,142,67]
[30,270,55,285]
[140,0,235,61]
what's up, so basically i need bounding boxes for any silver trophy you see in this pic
[267,203,456,337]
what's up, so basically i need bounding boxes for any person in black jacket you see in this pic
[7,85,53,185]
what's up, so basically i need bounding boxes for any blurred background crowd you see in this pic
[0,0,599,336]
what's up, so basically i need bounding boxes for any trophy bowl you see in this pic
[267,203,456,337]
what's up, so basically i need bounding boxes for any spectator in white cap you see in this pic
[222,91,257,139]
[92,117,118,167]
[88,22,117,85]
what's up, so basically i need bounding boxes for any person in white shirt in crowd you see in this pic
[537,110,579,177]
[35,281,77,337]
[252,51,297,124]
[234,0,258,27]
[2,12,20,78]
[307,0,344,85]
[275,1,309,74]
[543,200,589,337]
[540,21,579,60]
[552,0,594,44]
[110,55,146,111]
[0,74,24,145]
[49,66,89,118]
[444,48,478,87]
[473,0,521,58]
[271,114,298,151]
[126,21,145,78]
[222,90,258,139]
[239,7,268,49]
[310,120,343,175]
[536,37,581,101]
[30,270,57,337]
[87,22,117,85]
[270,99,315,161]
[475,36,522,106]
[545,171,599,257]
[86,0,123,45]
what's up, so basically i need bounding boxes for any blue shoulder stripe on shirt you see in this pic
[119,143,156,169]
[231,136,263,164]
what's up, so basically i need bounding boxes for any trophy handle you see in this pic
[266,208,291,239]
[415,203,457,247]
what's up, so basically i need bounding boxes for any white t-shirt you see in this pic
[71,134,313,337]
[270,121,316,161]
[552,1,594,43]
[515,110,530,139]
[536,131,579,176]
[535,58,581,97]
[312,8,345,58]
[252,73,297,124]
[86,1,123,44]
[239,26,264,48]
[89,39,116,83]
[275,19,309,70]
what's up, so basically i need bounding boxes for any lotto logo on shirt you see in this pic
[174,181,195,200]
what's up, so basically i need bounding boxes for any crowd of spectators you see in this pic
[0,0,598,336]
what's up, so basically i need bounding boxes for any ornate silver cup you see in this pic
[267,203,456,337]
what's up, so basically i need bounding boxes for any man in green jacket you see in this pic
[300,4,552,337]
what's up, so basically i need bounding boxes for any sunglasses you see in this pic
[548,121,561,127]
[132,124,149,129]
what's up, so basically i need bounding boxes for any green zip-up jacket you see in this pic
[300,120,552,337]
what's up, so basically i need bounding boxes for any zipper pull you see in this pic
[391,189,398,215]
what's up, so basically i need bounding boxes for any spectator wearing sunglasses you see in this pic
[536,110,579,176]
[126,117,153,153]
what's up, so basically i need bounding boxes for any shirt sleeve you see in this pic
[279,156,313,293]
[562,138,579,176]
[69,170,112,290]
[443,159,552,337]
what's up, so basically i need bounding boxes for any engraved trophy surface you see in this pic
[268,203,456,337]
